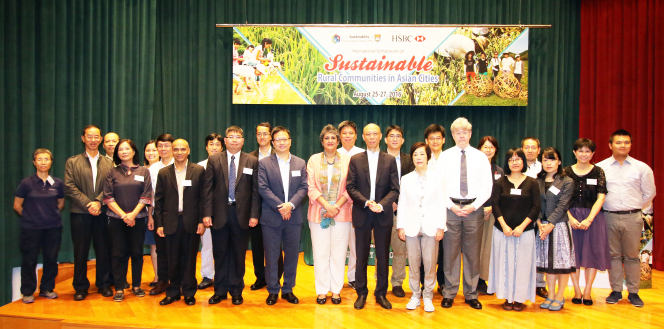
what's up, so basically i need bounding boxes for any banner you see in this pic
[232,26,529,105]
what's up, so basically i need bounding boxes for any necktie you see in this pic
[229,155,236,201]
[460,150,468,197]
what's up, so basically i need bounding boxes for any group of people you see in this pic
[465,51,524,83]
[233,37,281,97]
[14,118,655,312]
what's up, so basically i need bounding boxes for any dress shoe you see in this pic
[354,295,367,310]
[571,297,582,304]
[536,287,549,298]
[441,298,453,308]
[583,298,593,306]
[132,288,146,297]
[548,299,564,311]
[348,281,356,290]
[232,295,243,305]
[250,280,267,290]
[208,294,227,305]
[605,291,622,304]
[99,287,114,297]
[184,296,196,306]
[331,296,342,304]
[73,291,88,301]
[266,293,278,305]
[376,296,392,309]
[628,293,644,308]
[540,298,554,309]
[123,282,131,289]
[392,286,406,298]
[197,278,213,290]
[159,295,181,306]
[437,285,444,296]
[113,291,124,302]
[476,281,493,295]
[513,301,524,311]
[282,292,299,304]
[149,281,168,296]
[465,299,482,310]
[149,281,158,288]
[317,295,327,304]
[503,300,513,311]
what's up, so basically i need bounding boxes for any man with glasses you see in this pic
[424,124,447,294]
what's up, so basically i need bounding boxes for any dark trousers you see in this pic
[436,240,446,286]
[108,217,147,290]
[211,205,249,296]
[355,212,392,297]
[70,213,111,292]
[20,227,62,295]
[251,222,283,282]
[262,220,301,295]
[154,229,169,283]
[166,216,200,298]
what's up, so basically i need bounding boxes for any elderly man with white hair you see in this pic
[439,117,493,310]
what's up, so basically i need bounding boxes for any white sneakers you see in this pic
[423,298,435,312]
[406,297,421,310]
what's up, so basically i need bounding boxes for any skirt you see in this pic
[536,221,576,274]
[487,227,536,303]
[569,207,612,271]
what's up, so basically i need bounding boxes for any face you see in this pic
[144,143,159,164]
[272,131,291,153]
[542,154,561,173]
[81,127,102,151]
[172,140,190,163]
[234,43,240,49]
[116,142,135,163]
[481,54,486,59]
[340,126,358,149]
[362,125,382,150]
[225,131,245,154]
[33,153,52,173]
[265,43,272,49]
[609,135,632,158]
[157,141,173,159]
[522,139,540,162]
[508,154,524,173]
[103,133,119,156]
[494,53,498,58]
[385,129,404,151]
[256,126,271,147]
[426,132,444,153]
[452,129,471,148]
[480,141,496,160]
[206,139,223,156]
[412,147,429,169]
[503,53,509,58]
[573,146,594,164]
[321,133,339,152]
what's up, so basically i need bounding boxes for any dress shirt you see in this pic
[227,150,241,202]
[597,155,656,212]
[441,145,493,210]
[338,145,365,157]
[367,149,380,203]
[525,160,542,178]
[428,151,444,172]
[87,151,100,191]
[258,147,272,161]
[277,153,295,209]
[175,161,187,212]
[197,158,208,169]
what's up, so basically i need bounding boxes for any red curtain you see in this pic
[580,0,664,269]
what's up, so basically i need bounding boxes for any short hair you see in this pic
[385,125,404,137]
[338,120,358,134]
[104,132,119,141]
[521,136,540,148]
[113,139,140,166]
[538,147,565,179]
[271,126,290,140]
[609,129,632,143]
[319,124,340,144]
[225,126,244,137]
[450,117,472,134]
[256,122,272,133]
[424,124,445,139]
[143,140,159,166]
[33,148,54,162]
[477,136,499,163]
[233,38,241,45]
[81,125,101,136]
[503,148,528,175]
[573,138,596,152]
[155,133,175,144]
[204,133,223,147]
[410,142,431,161]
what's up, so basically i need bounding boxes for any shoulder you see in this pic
[291,155,306,166]
[66,153,83,163]
[53,177,65,185]
[243,152,258,162]
[596,157,612,168]
[350,152,365,162]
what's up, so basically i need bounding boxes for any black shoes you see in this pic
[354,295,367,309]
[197,278,213,290]
[437,285,444,296]
[208,294,227,304]
[536,287,549,298]
[184,296,196,306]
[317,296,327,304]
[99,287,114,298]
[266,293,278,305]
[465,299,482,309]
[331,296,342,304]
[441,298,454,308]
[477,281,493,295]
[572,297,583,304]
[232,295,243,305]
[282,292,299,304]
[251,280,268,290]
[376,296,392,309]
[348,281,356,290]
[160,295,181,306]
[392,286,406,298]
[132,288,146,297]
[150,281,168,296]
[113,291,124,302]
[73,291,88,301]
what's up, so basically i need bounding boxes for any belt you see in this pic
[228,201,236,206]
[604,209,641,215]
[450,198,476,205]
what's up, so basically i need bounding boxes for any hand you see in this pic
[147,217,154,230]
[392,202,398,213]
[203,216,212,228]
[157,227,165,237]
[502,225,513,237]
[398,228,406,241]
[569,217,580,230]
[87,202,101,216]
[325,203,339,217]
[281,212,291,220]
[483,206,492,220]
[512,225,525,238]
[323,211,334,218]
[124,211,137,223]
[196,223,205,235]
[435,229,445,241]
[369,202,383,213]
[539,223,553,240]
[249,218,258,227]
[278,203,293,216]
[578,219,592,230]
[461,205,476,215]
[451,205,466,217]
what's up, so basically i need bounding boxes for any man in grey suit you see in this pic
[258,126,308,306]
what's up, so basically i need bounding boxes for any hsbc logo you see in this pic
[391,35,426,42]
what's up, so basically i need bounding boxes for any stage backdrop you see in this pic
[0,0,580,306]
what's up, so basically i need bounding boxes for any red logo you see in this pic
[415,35,426,42]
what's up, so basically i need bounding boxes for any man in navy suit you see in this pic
[257,126,308,305]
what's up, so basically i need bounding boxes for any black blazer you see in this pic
[399,151,415,177]
[154,162,206,235]
[203,151,261,230]
[346,151,400,227]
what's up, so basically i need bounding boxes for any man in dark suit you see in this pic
[346,123,400,310]
[257,126,308,306]
[154,139,206,306]
[203,126,261,306]
[248,122,283,290]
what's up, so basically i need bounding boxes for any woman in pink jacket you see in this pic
[307,124,352,305]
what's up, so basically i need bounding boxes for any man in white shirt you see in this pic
[440,118,492,310]
[424,123,447,293]
[337,121,365,290]
[598,129,656,308]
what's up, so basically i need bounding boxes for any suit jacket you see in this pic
[202,151,261,230]
[396,168,447,237]
[399,151,415,178]
[64,152,114,214]
[306,152,352,223]
[154,162,206,235]
[258,153,308,227]
[538,175,574,225]
[346,151,400,227]
[250,147,275,160]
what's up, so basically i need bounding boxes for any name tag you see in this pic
[183,180,192,187]
[47,176,55,185]
[549,186,560,195]
[243,168,253,175]
[586,178,597,185]
[510,189,522,195]
[292,170,301,177]
[494,174,502,180]
[134,175,144,182]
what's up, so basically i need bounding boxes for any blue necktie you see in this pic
[229,155,236,201]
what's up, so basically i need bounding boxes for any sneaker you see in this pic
[39,290,58,299]
[628,293,644,307]
[406,297,421,310]
[132,288,146,297]
[423,298,435,312]
[22,295,35,304]
[606,291,622,304]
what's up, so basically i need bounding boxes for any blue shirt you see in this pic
[15,174,65,229]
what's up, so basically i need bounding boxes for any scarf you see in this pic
[318,152,342,228]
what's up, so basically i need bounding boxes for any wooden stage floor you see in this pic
[0,252,663,328]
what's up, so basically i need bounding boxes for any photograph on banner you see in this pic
[231,26,528,106]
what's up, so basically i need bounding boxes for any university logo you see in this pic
[332,34,340,43]
[375,34,381,42]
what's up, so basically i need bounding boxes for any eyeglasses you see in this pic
[428,137,443,142]
[274,138,290,143]
[508,158,523,163]
[387,134,402,140]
